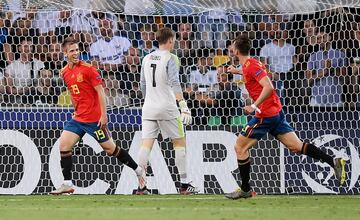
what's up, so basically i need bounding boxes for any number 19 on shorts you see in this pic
[94,129,106,140]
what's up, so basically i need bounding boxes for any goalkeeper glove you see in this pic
[179,100,192,125]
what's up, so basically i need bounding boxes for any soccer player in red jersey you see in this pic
[50,37,146,195]
[225,35,346,199]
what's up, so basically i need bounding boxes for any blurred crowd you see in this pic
[0,5,359,125]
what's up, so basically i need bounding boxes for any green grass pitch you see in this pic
[0,195,359,220]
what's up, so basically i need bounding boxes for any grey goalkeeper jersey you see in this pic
[141,49,182,120]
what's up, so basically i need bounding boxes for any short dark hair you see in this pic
[233,34,251,55]
[156,27,175,45]
[62,37,77,50]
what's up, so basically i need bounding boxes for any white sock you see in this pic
[63,180,73,186]
[138,146,151,170]
[135,166,143,176]
[175,146,188,184]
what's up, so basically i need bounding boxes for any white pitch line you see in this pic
[0,196,221,202]
[1,206,360,212]
[1,195,359,203]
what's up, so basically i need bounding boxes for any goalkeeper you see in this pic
[137,27,198,195]
[225,35,346,199]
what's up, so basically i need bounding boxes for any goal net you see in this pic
[0,0,360,195]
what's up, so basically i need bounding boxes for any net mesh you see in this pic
[0,0,360,194]
[1,0,360,14]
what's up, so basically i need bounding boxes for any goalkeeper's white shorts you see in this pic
[141,117,185,139]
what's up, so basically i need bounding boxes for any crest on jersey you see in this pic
[77,73,84,82]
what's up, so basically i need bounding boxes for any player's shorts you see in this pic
[142,117,185,139]
[240,110,294,140]
[64,119,111,143]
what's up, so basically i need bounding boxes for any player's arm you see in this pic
[168,55,185,101]
[69,95,75,107]
[253,76,274,107]
[227,65,242,74]
[244,69,274,114]
[69,94,77,117]
[94,84,108,129]
[140,60,146,98]
[87,65,107,129]
[60,68,77,113]
[167,55,192,125]
[65,85,76,109]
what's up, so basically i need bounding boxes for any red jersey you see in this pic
[61,61,103,122]
[242,58,282,118]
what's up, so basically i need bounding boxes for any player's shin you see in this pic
[60,151,73,185]
[238,157,251,192]
[112,146,140,171]
[138,145,151,170]
[301,143,334,167]
[174,146,187,184]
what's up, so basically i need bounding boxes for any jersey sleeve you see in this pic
[140,58,146,97]
[88,66,103,87]
[167,54,182,94]
[249,63,268,82]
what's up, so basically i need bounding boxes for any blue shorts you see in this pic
[240,111,294,140]
[64,119,111,143]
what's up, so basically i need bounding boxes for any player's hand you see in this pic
[98,114,108,130]
[181,109,192,125]
[227,65,241,74]
[244,104,261,115]
[181,111,192,125]
[244,105,255,115]
[179,100,192,125]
